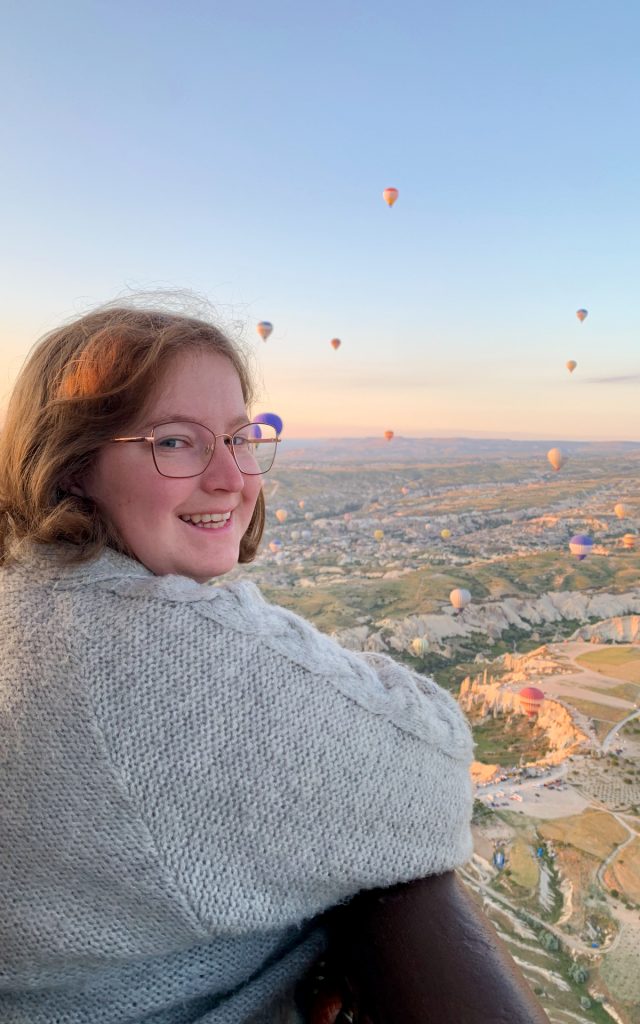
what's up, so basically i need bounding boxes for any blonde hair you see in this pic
[0,302,266,565]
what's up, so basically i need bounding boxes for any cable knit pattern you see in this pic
[0,543,474,1023]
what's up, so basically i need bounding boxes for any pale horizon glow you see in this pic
[1,2,639,442]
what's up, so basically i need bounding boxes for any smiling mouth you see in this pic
[179,512,232,529]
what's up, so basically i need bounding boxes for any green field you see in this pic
[471,714,550,766]
[576,647,640,684]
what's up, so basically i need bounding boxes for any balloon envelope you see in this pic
[254,411,283,435]
[373,529,384,542]
[576,309,588,322]
[622,533,636,549]
[382,187,399,207]
[519,686,544,718]
[384,430,394,441]
[547,447,566,471]
[569,534,593,560]
[449,588,471,611]
[330,338,341,351]
[440,528,451,540]
[275,509,288,523]
[268,539,282,553]
[298,500,305,509]
[614,503,628,519]
[256,321,273,340]
[566,360,577,373]
[410,637,428,657]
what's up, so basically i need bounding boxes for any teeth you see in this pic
[180,512,231,525]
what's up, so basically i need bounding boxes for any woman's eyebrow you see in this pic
[143,413,250,429]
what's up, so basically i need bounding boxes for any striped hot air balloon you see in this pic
[519,686,545,718]
[256,321,273,341]
[569,534,594,560]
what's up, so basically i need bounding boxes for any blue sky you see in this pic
[1,0,639,438]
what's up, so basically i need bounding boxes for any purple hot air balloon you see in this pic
[569,534,594,561]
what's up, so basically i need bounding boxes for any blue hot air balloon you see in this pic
[569,534,594,560]
[493,850,505,870]
[254,412,283,435]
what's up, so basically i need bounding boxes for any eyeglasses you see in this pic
[110,420,280,478]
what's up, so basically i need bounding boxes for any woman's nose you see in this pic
[200,438,245,491]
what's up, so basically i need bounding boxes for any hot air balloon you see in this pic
[547,448,566,472]
[400,486,410,495]
[382,187,399,207]
[343,512,352,523]
[384,430,394,441]
[268,539,282,554]
[519,686,544,718]
[410,637,428,657]
[440,528,451,540]
[254,411,283,435]
[298,500,305,509]
[304,512,313,520]
[576,309,588,323]
[330,338,341,351]
[614,503,628,519]
[566,360,577,374]
[373,529,384,542]
[275,509,288,524]
[569,534,593,560]
[622,533,636,550]
[493,850,505,870]
[256,321,273,341]
[449,588,471,612]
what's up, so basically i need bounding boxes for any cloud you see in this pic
[583,374,640,385]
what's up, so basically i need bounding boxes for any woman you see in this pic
[0,302,475,1023]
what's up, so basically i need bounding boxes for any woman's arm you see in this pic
[326,871,550,1024]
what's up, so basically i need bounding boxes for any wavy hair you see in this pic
[0,301,266,566]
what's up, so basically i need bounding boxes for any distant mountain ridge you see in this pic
[278,436,640,465]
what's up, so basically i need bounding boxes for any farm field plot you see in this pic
[538,810,627,860]
[604,837,640,904]
[570,762,640,809]
[600,924,640,1022]
[576,646,640,684]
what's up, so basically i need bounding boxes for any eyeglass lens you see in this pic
[152,421,277,477]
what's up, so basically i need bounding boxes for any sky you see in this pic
[1,0,639,440]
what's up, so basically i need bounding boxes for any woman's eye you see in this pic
[157,437,188,449]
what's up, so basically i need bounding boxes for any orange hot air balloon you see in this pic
[382,187,399,207]
[519,686,545,718]
[298,500,305,509]
[373,529,384,542]
[576,309,588,322]
[547,447,566,471]
[622,533,636,549]
[566,360,577,373]
[384,430,394,441]
[614,503,628,519]
[330,338,341,351]
[440,528,451,540]
[256,321,273,341]
[275,509,288,524]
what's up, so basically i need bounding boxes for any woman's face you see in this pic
[79,350,263,581]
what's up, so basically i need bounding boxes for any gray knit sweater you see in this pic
[0,543,474,1023]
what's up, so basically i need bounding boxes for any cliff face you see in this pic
[459,669,590,762]
[570,614,640,643]
[335,591,640,654]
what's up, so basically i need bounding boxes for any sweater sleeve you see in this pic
[80,576,474,936]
